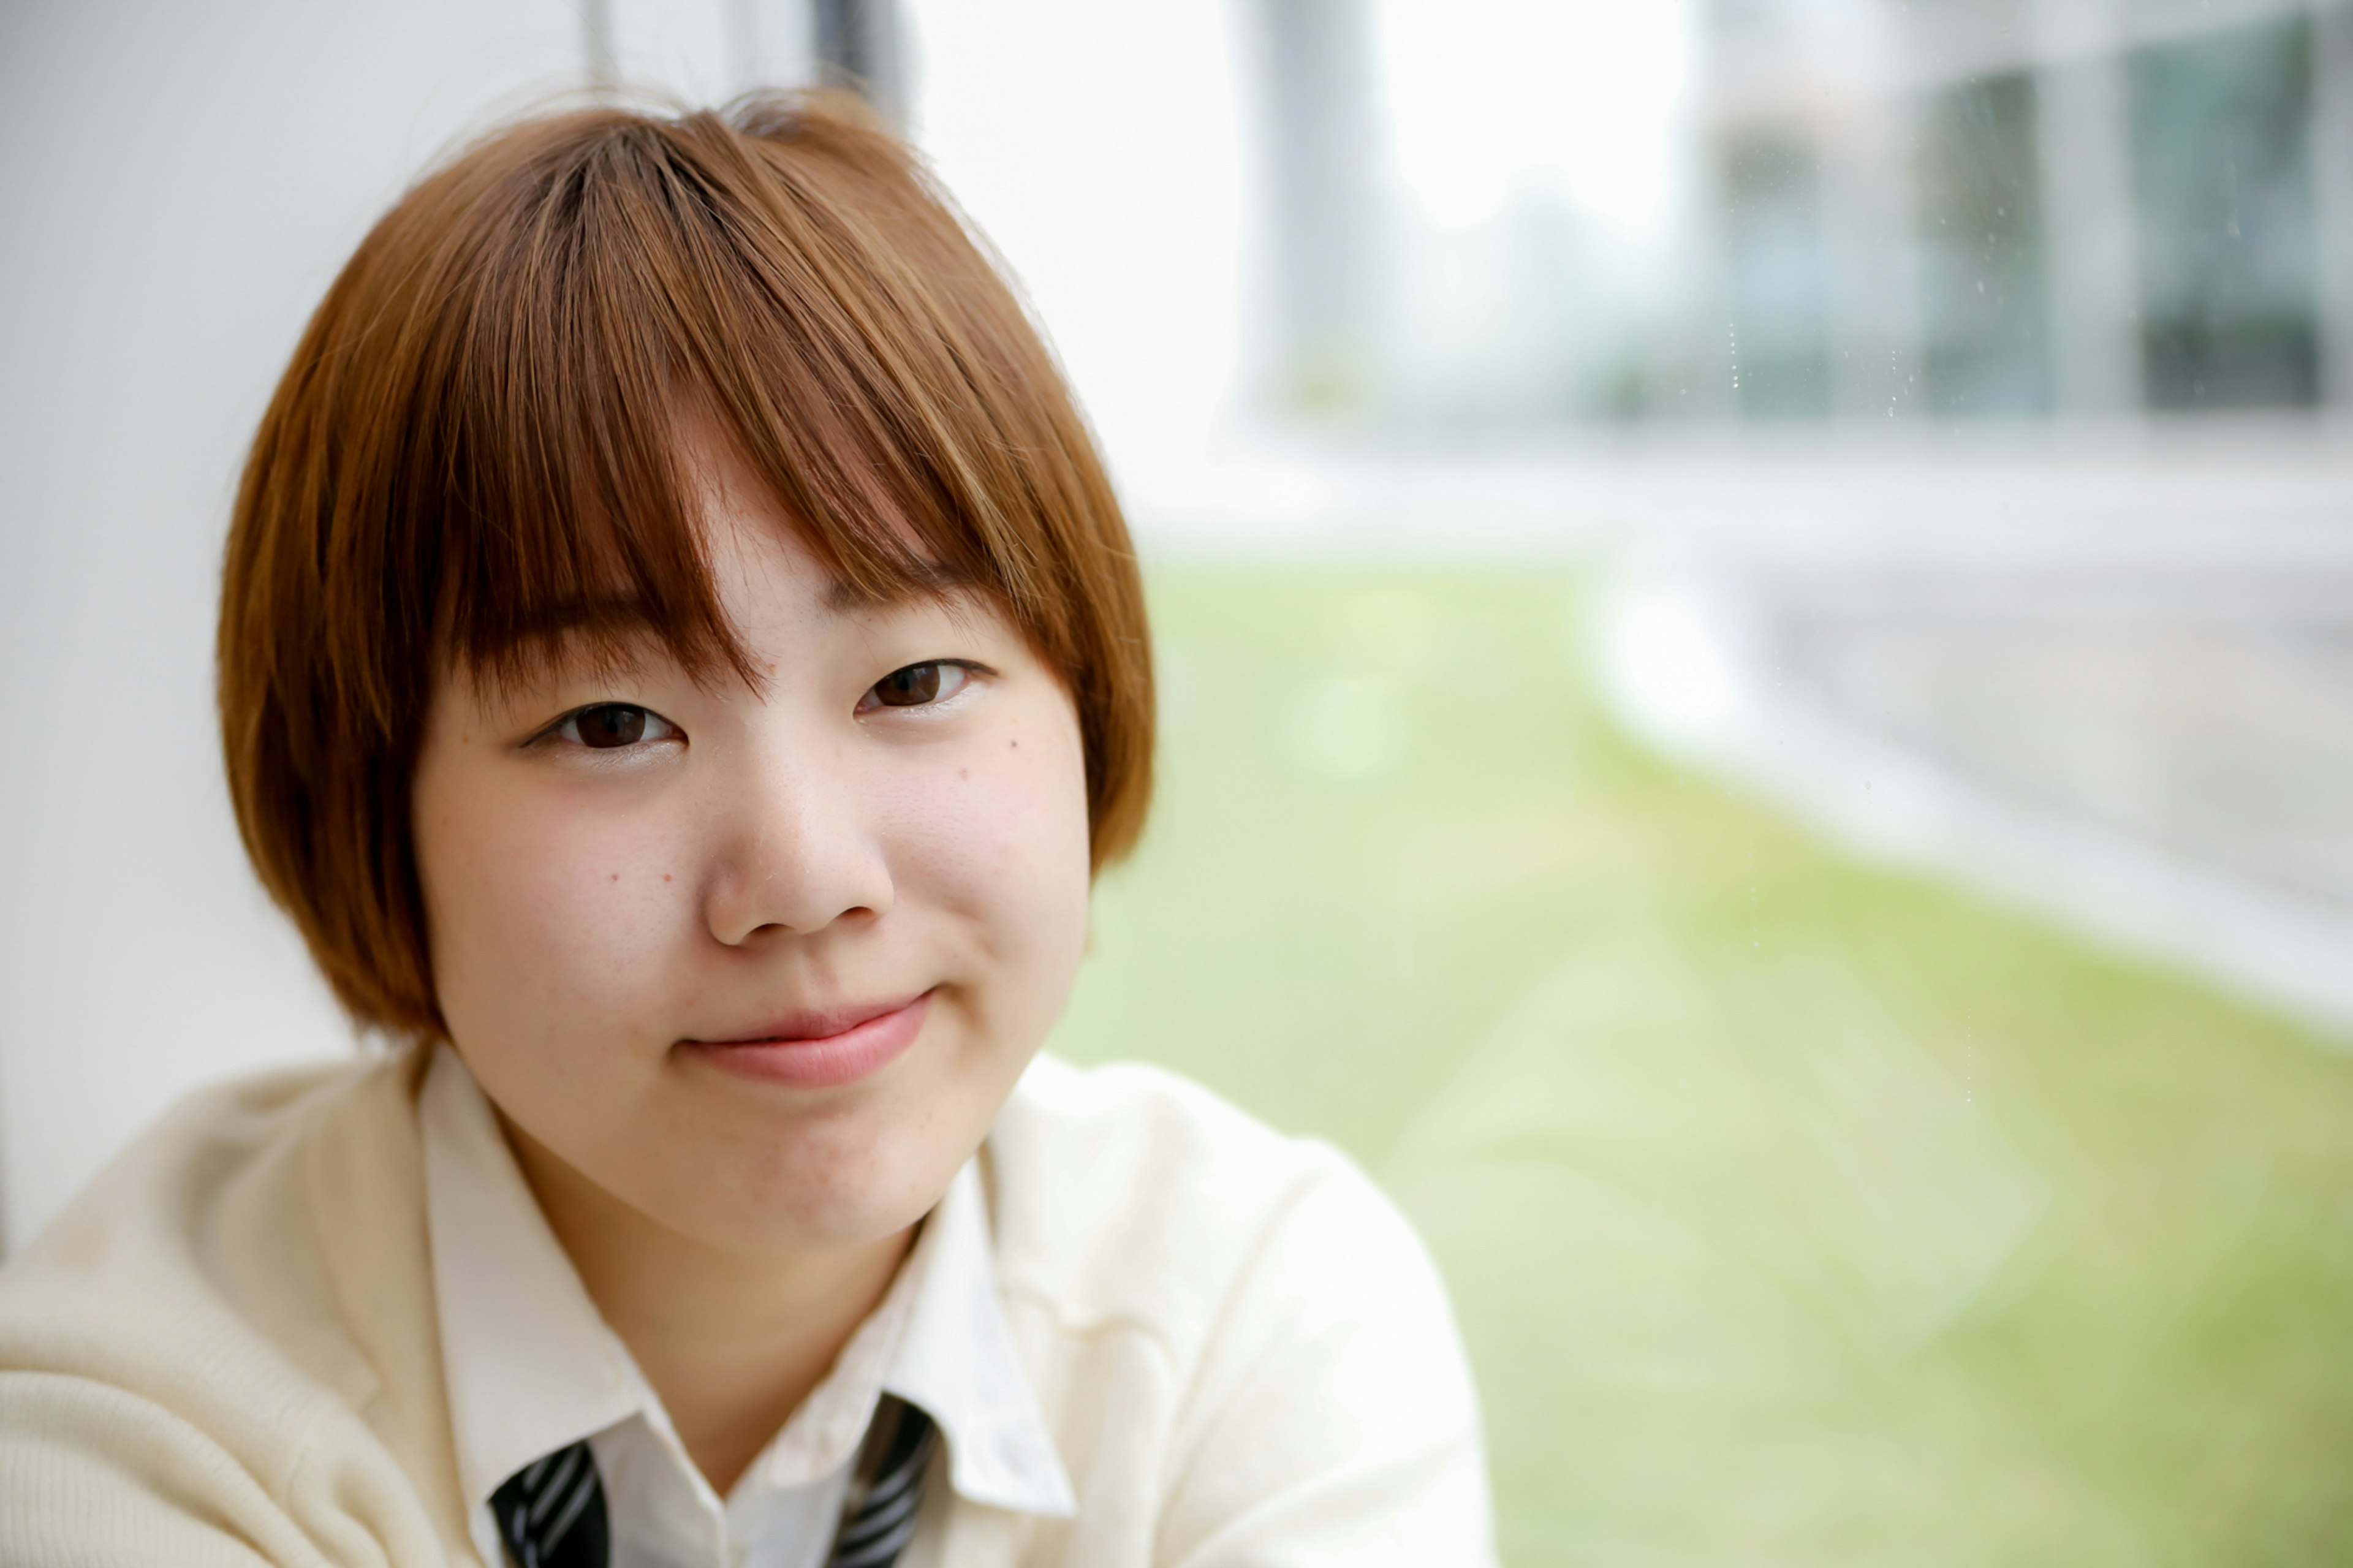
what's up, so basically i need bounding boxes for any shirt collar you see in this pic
[419,1045,1074,1532]
[881,1154,1075,1514]
[420,1043,641,1526]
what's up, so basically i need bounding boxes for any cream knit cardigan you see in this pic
[0,1050,1493,1567]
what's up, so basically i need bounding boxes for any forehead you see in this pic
[684,431,969,616]
[450,409,991,701]
[471,540,986,702]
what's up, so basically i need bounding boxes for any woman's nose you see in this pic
[702,759,896,945]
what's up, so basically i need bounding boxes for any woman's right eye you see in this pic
[552,704,676,750]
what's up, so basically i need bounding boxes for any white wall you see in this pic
[0,0,1254,1252]
[0,0,585,1251]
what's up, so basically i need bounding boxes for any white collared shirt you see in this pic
[418,1047,1076,1568]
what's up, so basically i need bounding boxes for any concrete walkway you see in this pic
[1596,544,2353,1038]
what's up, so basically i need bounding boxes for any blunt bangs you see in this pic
[428,104,1024,691]
[219,92,1154,1039]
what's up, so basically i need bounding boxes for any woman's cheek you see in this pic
[969,711,1094,966]
[878,712,1091,966]
[433,784,690,1053]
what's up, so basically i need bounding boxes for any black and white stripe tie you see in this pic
[490,1399,938,1568]
[491,1441,607,1568]
[828,1399,938,1568]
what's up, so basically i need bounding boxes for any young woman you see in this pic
[0,94,1491,1567]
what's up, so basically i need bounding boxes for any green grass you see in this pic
[1047,566,2353,1566]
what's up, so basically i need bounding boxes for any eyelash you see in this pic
[532,659,987,751]
[537,704,681,752]
[855,659,986,715]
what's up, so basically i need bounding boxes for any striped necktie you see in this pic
[491,1443,607,1568]
[829,1399,938,1568]
[491,1399,938,1568]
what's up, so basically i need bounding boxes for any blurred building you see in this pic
[1254,0,1391,418]
[1704,0,2353,423]
[1254,0,2353,433]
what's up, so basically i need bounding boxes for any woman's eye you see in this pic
[865,661,971,710]
[554,703,675,749]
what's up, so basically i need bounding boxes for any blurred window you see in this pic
[1915,72,2051,417]
[1256,0,1385,417]
[1721,134,1833,417]
[1703,0,1791,44]
[2129,15,2321,411]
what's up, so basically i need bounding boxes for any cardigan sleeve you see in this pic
[1150,1156,1496,1568]
[0,1372,330,1568]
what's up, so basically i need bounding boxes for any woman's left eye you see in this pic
[549,703,680,749]
[862,661,973,711]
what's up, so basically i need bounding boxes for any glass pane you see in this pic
[1916,72,2051,416]
[2130,16,2320,410]
[1721,134,1833,417]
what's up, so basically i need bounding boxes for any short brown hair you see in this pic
[218,93,1153,1042]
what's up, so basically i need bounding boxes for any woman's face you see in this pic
[410,437,1094,1257]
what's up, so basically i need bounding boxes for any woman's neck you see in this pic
[502,1116,913,1496]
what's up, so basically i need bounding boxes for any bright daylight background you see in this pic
[7,0,2353,1561]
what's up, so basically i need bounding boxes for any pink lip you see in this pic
[682,991,932,1088]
